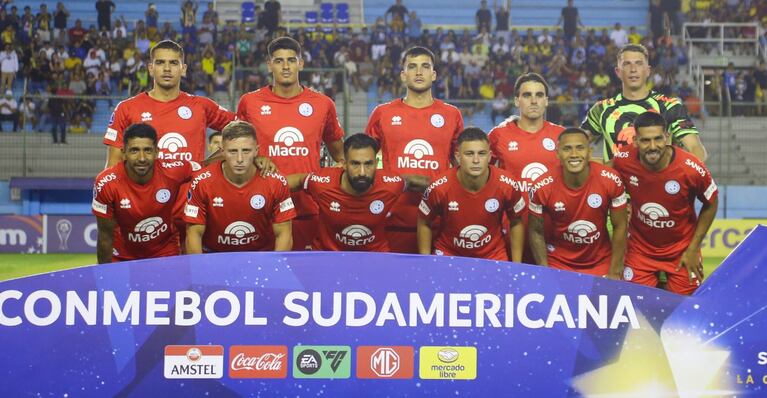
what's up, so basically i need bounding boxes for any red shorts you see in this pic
[292,215,319,251]
[385,227,418,254]
[549,258,610,277]
[623,252,701,295]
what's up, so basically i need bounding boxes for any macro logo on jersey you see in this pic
[269,127,308,157]
[563,220,600,245]
[129,217,168,242]
[219,221,260,246]
[453,225,491,250]
[398,139,439,170]
[336,225,375,246]
[157,133,191,160]
[518,162,549,192]
[638,202,676,229]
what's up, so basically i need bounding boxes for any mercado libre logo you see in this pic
[293,346,351,379]
[419,346,477,380]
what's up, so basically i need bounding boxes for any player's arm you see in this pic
[607,206,628,280]
[676,195,718,283]
[416,217,433,255]
[96,216,116,264]
[327,139,345,165]
[403,174,430,192]
[272,220,293,251]
[286,173,309,192]
[527,213,548,266]
[508,215,524,263]
[105,146,122,168]
[678,134,707,163]
[185,224,206,254]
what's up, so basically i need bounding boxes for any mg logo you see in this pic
[521,162,548,182]
[128,217,168,242]
[0,229,26,246]
[270,127,309,156]
[336,224,375,246]
[219,221,259,245]
[563,220,600,244]
[398,139,438,169]
[453,225,491,249]
[371,348,400,377]
[158,133,192,160]
[638,202,676,228]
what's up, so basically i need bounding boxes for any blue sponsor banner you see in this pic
[1,226,766,396]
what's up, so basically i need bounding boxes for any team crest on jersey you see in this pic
[108,112,115,125]
[391,115,402,126]
[587,194,602,208]
[155,189,171,203]
[623,266,634,281]
[507,141,519,151]
[542,138,556,151]
[250,195,266,210]
[665,180,680,195]
[485,198,499,213]
[369,200,385,214]
[141,112,152,122]
[177,106,192,120]
[430,114,445,128]
[298,103,313,117]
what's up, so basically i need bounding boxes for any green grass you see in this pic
[0,254,96,281]
[0,254,727,283]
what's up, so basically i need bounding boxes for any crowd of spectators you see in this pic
[0,0,766,136]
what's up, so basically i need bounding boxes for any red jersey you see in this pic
[92,160,195,261]
[104,91,235,161]
[236,86,345,217]
[529,163,627,271]
[612,146,718,260]
[304,168,405,251]
[183,161,297,252]
[487,119,563,193]
[366,98,464,229]
[418,166,526,260]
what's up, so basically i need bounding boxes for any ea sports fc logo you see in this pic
[453,225,491,249]
[398,139,439,170]
[269,127,309,157]
[638,202,676,228]
[128,217,168,242]
[218,221,260,246]
[563,220,600,244]
[157,133,192,160]
[335,224,375,247]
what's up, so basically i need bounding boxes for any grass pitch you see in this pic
[0,253,727,283]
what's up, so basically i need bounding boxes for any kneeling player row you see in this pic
[93,114,717,296]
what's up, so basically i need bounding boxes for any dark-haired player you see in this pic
[417,128,526,261]
[286,134,429,251]
[366,46,464,253]
[236,36,346,251]
[93,123,200,263]
[583,44,706,162]
[184,121,296,253]
[488,72,564,262]
[612,111,717,294]
[528,128,628,278]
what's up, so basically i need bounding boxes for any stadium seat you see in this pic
[321,11,334,24]
[305,11,318,24]
[337,10,349,24]
[336,3,349,14]
[320,3,334,14]
[241,2,256,23]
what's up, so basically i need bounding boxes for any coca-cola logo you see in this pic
[228,345,288,379]
[231,352,285,371]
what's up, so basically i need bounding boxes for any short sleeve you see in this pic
[235,93,250,122]
[692,161,718,204]
[203,97,236,131]
[581,102,604,138]
[665,99,699,142]
[528,186,545,216]
[322,100,345,144]
[365,105,383,143]
[183,180,208,225]
[104,100,131,148]
[419,186,442,222]
[608,178,628,210]
[92,176,114,218]
[272,177,297,223]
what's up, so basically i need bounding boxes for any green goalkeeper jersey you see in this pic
[581,90,699,160]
